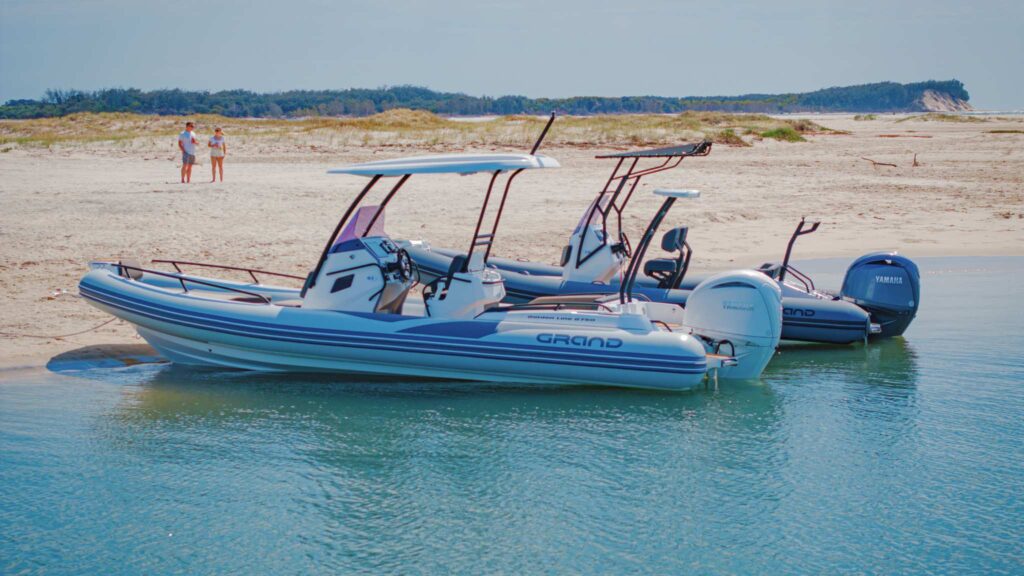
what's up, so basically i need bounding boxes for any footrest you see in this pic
[706,354,738,369]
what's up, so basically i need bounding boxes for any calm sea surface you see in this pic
[2,257,1022,574]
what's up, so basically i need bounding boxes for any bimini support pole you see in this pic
[619,196,677,304]
[483,169,525,262]
[464,171,502,271]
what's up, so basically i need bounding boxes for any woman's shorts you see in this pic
[182,152,196,165]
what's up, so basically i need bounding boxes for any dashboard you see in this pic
[360,236,399,262]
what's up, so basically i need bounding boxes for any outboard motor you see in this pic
[840,252,920,338]
[682,270,783,379]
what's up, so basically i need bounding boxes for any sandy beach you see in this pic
[1,113,1022,369]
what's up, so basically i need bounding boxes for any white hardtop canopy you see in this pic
[654,188,701,199]
[328,153,560,177]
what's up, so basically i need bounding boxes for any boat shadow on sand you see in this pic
[46,343,167,372]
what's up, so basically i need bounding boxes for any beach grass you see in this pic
[759,126,806,142]
[711,128,750,147]
[854,114,878,121]
[0,110,831,149]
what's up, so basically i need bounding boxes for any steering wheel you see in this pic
[383,249,414,283]
[395,248,413,283]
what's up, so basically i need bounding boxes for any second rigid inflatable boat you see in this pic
[80,150,782,390]
[404,124,919,344]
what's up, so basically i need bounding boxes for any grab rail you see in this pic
[781,265,816,293]
[476,301,615,318]
[117,264,273,304]
[652,320,673,332]
[151,259,305,284]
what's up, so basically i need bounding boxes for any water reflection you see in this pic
[770,337,921,438]
[89,365,793,572]
[770,337,919,386]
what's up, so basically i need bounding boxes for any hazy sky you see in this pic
[1,0,1021,109]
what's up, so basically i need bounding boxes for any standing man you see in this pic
[178,121,199,183]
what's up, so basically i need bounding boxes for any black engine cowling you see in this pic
[839,252,920,338]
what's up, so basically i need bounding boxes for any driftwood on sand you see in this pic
[861,157,898,168]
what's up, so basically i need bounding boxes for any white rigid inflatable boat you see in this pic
[80,152,782,390]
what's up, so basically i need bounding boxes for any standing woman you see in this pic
[208,127,227,182]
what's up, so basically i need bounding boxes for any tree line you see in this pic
[0,80,969,119]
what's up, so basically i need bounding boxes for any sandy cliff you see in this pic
[918,89,974,112]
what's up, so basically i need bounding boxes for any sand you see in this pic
[1,114,1022,369]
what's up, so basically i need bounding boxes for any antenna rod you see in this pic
[530,112,556,155]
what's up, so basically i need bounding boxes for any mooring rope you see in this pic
[0,317,117,340]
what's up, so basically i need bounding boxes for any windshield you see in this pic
[332,205,387,250]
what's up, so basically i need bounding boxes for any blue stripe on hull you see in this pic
[782,319,867,330]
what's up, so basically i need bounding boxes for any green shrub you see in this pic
[760,127,805,142]
[712,128,750,147]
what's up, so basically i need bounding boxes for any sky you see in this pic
[1,0,1022,110]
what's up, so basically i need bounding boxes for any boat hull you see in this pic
[79,270,711,390]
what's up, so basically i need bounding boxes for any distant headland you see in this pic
[0,80,971,119]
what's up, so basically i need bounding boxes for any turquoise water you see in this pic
[2,257,1022,574]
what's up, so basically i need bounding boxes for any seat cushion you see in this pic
[644,258,678,275]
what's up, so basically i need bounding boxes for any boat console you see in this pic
[561,224,627,284]
[302,233,415,314]
[302,202,417,314]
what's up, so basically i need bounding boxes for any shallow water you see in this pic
[2,257,1023,574]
